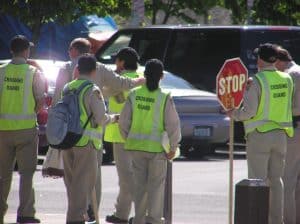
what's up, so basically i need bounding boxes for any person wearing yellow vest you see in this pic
[228,43,294,224]
[61,55,118,224]
[119,59,181,224]
[0,35,46,224]
[52,38,145,223]
[105,47,141,223]
[274,46,300,224]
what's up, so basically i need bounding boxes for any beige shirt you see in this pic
[119,91,181,151]
[53,59,139,104]
[0,57,47,112]
[232,65,299,121]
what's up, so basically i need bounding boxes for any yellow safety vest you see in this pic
[124,85,169,153]
[0,63,36,130]
[243,70,294,137]
[104,71,140,143]
[66,79,103,150]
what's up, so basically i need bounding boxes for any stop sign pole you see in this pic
[216,58,248,224]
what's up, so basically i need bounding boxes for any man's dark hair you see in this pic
[10,35,34,54]
[144,59,164,91]
[78,54,96,75]
[115,47,139,70]
[70,38,91,54]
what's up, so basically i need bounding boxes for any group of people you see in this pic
[1,33,300,224]
[229,43,300,224]
[0,35,181,224]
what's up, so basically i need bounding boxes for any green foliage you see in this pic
[222,0,300,25]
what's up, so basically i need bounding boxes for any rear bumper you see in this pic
[179,113,230,148]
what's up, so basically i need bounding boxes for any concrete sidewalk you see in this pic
[5,213,104,224]
[5,213,184,224]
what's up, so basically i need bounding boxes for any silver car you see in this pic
[160,70,230,157]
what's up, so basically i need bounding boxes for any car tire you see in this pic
[102,141,114,164]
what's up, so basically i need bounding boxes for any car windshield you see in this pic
[161,71,195,90]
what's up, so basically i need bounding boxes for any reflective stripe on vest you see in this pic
[243,71,293,137]
[0,64,36,130]
[83,129,103,139]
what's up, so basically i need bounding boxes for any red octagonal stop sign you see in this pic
[216,58,248,110]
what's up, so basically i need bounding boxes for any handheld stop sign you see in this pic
[216,58,248,224]
[217,58,248,110]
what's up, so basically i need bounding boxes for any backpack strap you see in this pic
[77,81,94,129]
[75,80,93,95]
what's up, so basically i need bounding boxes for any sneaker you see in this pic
[85,220,96,224]
[128,217,133,224]
[106,214,128,223]
[16,216,40,224]
[86,205,96,223]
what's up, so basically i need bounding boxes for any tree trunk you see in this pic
[162,0,175,24]
[152,0,157,24]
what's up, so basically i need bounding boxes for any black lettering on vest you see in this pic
[136,96,155,103]
[271,83,287,90]
[6,85,20,91]
[137,104,150,111]
[4,77,23,83]
[273,92,286,98]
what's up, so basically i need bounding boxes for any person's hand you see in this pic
[166,150,176,160]
[27,59,43,71]
[226,109,235,118]
[110,114,120,123]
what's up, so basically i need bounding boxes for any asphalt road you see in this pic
[5,152,248,224]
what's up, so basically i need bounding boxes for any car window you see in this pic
[97,29,171,65]
[241,29,300,76]
[161,72,195,90]
[164,29,241,92]
[100,34,132,61]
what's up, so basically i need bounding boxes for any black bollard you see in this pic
[234,179,269,224]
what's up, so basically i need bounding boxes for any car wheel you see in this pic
[102,141,114,164]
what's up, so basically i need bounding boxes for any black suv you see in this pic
[96,25,300,146]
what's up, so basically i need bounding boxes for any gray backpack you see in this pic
[46,80,93,149]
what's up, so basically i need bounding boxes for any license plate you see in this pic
[194,127,211,137]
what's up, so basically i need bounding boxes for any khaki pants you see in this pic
[283,128,300,224]
[130,151,167,224]
[113,143,134,220]
[0,128,38,219]
[246,129,287,224]
[63,143,98,222]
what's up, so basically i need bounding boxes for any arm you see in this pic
[231,78,260,121]
[118,97,133,139]
[95,63,144,97]
[32,70,47,113]
[89,86,115,126]
[164,95,182,151]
